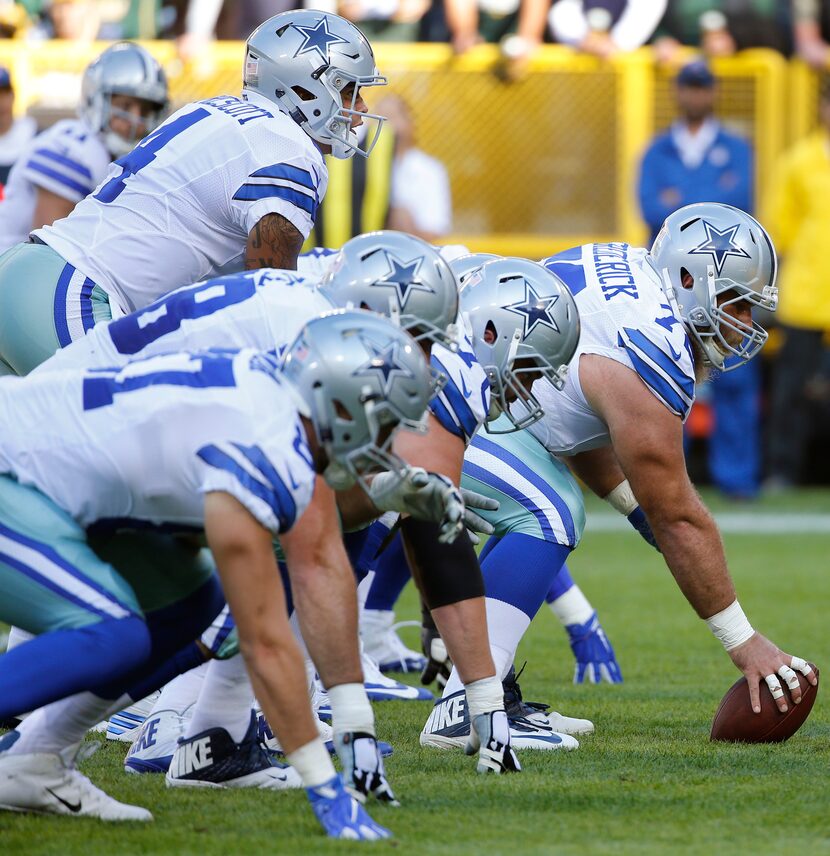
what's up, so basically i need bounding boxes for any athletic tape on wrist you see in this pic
[603,480,638,516]
[704,600,754,651]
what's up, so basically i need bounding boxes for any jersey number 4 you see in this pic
[94,108,211,204]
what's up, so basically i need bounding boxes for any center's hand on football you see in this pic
[727,633,817,713]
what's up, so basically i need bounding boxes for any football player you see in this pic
[0,42,169,257]
[0,10,386,377]
[422,203,816,751]
[0,311,433,839]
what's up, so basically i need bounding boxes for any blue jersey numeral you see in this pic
[94,108,211,204]
[109,275,258,356]
[83,352,237,410]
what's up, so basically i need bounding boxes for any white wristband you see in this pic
[705,600,755,651]
[603,480,638,516]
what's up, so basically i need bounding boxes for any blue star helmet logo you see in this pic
[292,17,349,65]
[352,334,415,397]
[688,220,751,277]
[375,251,434,311]
[504,280,561,338]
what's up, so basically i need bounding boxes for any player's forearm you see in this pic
[650,502,737,619]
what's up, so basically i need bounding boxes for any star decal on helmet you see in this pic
[504,280,561,338]
[352,335,415,396]
[688,220,750,277]
[292,17,349,65]
[374,252,434,310]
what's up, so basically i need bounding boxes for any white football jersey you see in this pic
[0,349,315,535]
[0,119,111,253]
[35,93,328,315]
[297,246,339,279]
[430,315,490,445]
[39,268,333,374]
[524,242,696,455]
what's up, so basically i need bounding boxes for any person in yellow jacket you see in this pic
[762,85,830,489]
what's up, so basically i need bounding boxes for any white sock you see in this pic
[464,675,503,718]
[327,682,375,736]
[11,692,128,758]
[356,570,375,612]
[442,597,530,697]
[548,583,594,627]
[286,737,336,789]
[185,655,253,743]
[147,662,208,718]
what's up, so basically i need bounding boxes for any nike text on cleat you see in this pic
[360,610,428,674]
[419,689,580,751]
[306,775,392,840]
[0,745,152,821]
[361,650,433,702]
[503,664,595,736]
[165,711,301,790]
[105,691,161,743]
[256,709,335,756]
[124,708,191,775]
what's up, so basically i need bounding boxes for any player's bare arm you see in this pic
[280,476,363,688]
[246,213,304,271]
[578,353,815,711]
[567,445,628,499]
[31,187,75,232]
[204,490,320,753]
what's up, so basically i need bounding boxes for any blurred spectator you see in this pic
[654,1,794,64]
[40,0,103,41]
[762,85,830,489]
[638,60,760,498]
[792,0,830,68]
[0,67,37,195]
[378,93,452,242]
[335,0,431,41]
[548,0,667,59]
[443,0,550,58]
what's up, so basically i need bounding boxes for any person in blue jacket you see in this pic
[638,60,760,499]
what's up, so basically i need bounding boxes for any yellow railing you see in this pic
[0,41,823,257]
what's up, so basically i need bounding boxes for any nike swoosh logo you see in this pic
[285,466,300,491]
[460,376,472,399]
[666,339,683,361]
[46,788,81,813]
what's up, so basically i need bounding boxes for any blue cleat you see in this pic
[306,775,392,840]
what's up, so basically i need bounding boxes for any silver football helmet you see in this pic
[319,231,459,350]
[450,253,500,290]
[461,257,580,433]
[650,203,778,371]
[243,10,386,159]
[79,42,169,157]
[280,309,434,494]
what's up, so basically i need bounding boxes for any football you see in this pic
[710,664,820,743]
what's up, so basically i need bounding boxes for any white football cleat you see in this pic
[124,708,192,775]
[361,610,427,674]
[502,665,594,735]
[106,691,161,743]
[361,650,433,702]
[420,690,579,751]
[0,742,152,821]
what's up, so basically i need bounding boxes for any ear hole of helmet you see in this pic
[292,86,315,102]
[680,267,694,289]
[333,398,355,422]
[483,320,497,345]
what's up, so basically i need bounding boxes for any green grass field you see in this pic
[1,490,829,855]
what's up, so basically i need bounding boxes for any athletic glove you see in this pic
[369,468,465,544]
[566,611,623,684]
[333,731,400,807]
[465,710,521,774]
[459,487,498,545]
[626,507,660,551]
[306,775,392,840]
[420,618,452,690]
